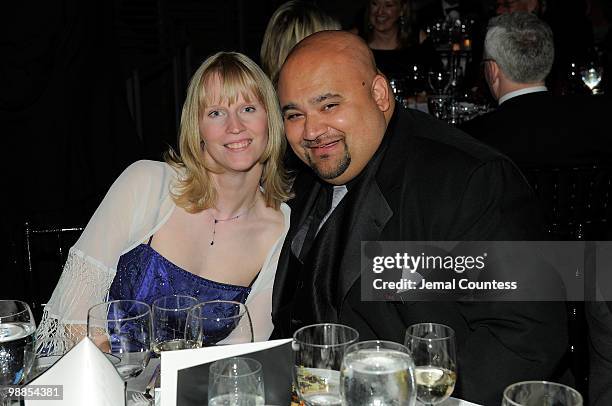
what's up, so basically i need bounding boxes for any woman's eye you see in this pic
[243,106,256,113]
[208,110,222,118]
[285,112,302,121]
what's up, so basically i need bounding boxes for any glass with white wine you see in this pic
[152,294,198,353]
[340,340,416,406]
[405,323,457,406]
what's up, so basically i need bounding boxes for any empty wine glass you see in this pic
[580,63,604,95]
[340,340,416,406]
[185,300,253,347]
[152,294,198,354]
[28,338,75,380]
[502,381,583,406]
[208,357,265,406]
[87,300,152,380]
[428,70,451,95]
[404,323,456,406]
[292,323,359,406]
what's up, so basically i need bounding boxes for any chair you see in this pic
[23,222,84,323]
[523,165,612,240]
[523,164,612,402]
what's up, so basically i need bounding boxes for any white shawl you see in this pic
[37,160,290,343]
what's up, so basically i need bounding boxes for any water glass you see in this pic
[405,323,456,406]
[340,340,416,406]
[152,294,198,353]
[208,357,265,406]
[87,300,152,380]
[502,381,583,406]
[292,323,359,406]
[185,300,253,346]
[0,300,36,386]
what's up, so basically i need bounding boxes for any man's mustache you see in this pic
[301,135,343,149]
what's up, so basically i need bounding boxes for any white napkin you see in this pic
[25,337,125,406]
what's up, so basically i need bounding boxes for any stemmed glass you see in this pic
[0,300,36,404]
[427,70,451,95]
[340,340,416,406]
[502,381,583,406]
[208,357,265,406]
[292,323,359,406]
[152,294,198,353]
[87,300,152,380]
[580,62,604,95]
[185,300,253,347]
[28,338,75,380]
[404,323,457,406]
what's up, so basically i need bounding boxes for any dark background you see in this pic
[1,0,610,304]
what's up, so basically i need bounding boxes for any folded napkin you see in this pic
[25,337,125,406]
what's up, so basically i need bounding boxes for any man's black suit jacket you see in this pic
[272,107,568,405]
[460,92,612,168]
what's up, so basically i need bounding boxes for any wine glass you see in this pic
[580,63,604,95]
[185,300,253,346]
[208,357,265,406]
[340,340,416,406]
[292,323,359,406]
[28,338,75,380]
[404,323,456,406]
[502,381,583,406]
[87,300,152,380]
[428,70,450,95]
[0,300,36,404]
[152,294,198,354]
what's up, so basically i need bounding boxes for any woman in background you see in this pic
[361,0,441,88]
[260,0,341,85]
[37,52,291,343]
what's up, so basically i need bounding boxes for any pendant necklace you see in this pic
[210,199,257,246]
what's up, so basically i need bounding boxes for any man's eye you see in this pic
[323,103,338,111]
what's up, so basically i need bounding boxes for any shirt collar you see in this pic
[498,86,548,105]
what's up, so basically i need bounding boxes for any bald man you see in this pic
[271,31,568,405]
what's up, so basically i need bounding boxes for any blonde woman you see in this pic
[38,52,291,343]
[260,0,340,84]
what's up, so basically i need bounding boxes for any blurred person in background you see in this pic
[461,12,610,168]
[358,0,442,83]
[495,0,594,95]
[260,0,341,85]
[260,0,340,172]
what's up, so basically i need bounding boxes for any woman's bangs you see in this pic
[200,65,264,110]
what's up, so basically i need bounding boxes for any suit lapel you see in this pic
[338,180,392,300]
[272,171,320,315]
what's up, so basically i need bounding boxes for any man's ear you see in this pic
[372,74,391,112]
[484,60,501,100]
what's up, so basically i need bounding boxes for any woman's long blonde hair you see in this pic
[166,51,291,212]
[260,0,341,84]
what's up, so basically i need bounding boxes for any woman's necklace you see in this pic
[210,198,257,246]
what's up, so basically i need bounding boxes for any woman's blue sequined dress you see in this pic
[107,238,251,343]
